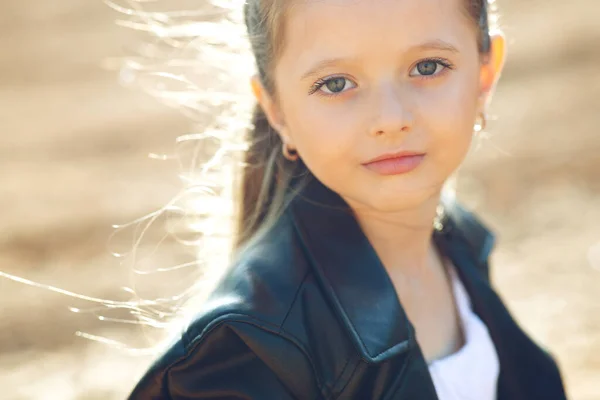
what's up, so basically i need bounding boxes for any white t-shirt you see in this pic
[427,266,500,400]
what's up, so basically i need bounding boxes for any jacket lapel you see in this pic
[435,211,567,400]
[288,175,414,363]
[287,175,565,399]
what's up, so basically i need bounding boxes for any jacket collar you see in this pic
[287,175,496,363]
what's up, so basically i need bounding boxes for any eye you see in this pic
[409,58,454,78]
[309,76,357,97]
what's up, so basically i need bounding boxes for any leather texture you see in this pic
[128,176,568,399]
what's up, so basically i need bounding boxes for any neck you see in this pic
[349,194,443,276]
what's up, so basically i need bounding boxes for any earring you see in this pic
[474,111,487,133]
[282,143,299,161]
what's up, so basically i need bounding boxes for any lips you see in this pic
[363,150,425,164]
[362,151,426,176]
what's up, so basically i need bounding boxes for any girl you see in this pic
[129,0,567,398]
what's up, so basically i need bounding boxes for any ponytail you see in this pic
[235,103,307,250]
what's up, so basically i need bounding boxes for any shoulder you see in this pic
[444,200,497,265]
[128,213,324,399]
[187,212,312,339]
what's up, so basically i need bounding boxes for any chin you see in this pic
[347,187,438,215]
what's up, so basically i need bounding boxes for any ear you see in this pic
[250,75,293,144]
[478,32,507,109]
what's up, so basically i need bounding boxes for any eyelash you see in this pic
[308,57,455,97]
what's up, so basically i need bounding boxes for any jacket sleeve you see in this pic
[127,318,323,400]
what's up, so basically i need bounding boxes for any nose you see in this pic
[368,83,414,137]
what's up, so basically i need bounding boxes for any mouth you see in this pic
[362,151,426,176]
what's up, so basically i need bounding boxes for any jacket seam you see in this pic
[326,354,357,399]
[278,267,312,332]
[278,324,330,398]
[382,348,414,400]
[331,357,362,399]
[177,314,328,398]
[276,261,356,398]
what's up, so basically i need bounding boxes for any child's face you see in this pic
[259,0,501,212]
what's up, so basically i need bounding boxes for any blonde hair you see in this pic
[109,0,498,349]
[237,0,498,250]
[0,0,498,353]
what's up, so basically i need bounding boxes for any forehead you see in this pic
[281,0,474,67]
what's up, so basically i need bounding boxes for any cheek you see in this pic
[284,101,359,168]
[420,75,479,160]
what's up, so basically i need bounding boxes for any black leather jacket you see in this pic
[129,177,567,399]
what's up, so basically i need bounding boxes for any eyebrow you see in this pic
[300,40,460,81]
[413,40,460,54]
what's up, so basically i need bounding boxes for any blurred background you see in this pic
[1,0,599,399]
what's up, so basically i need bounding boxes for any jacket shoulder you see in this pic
[128,317,322,399]
[128,216,323,399]
[445,200,497,265]
[189,213,312,338]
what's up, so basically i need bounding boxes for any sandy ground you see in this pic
[1,0,599,399]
